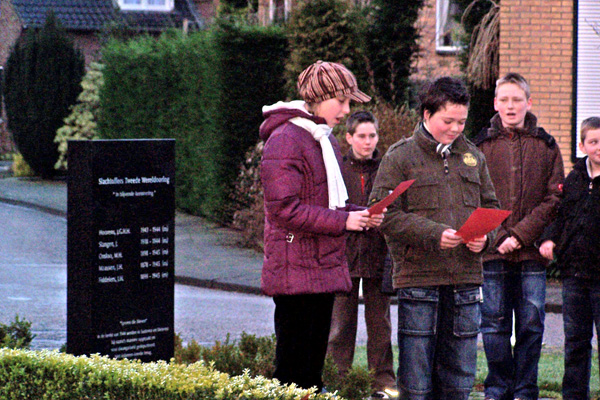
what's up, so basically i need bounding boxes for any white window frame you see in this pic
[117,0,174,12]
[575,0,600,158]
[268,0,291,23]
[436,0,462,54]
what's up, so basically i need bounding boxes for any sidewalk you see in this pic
[0,171,563,312]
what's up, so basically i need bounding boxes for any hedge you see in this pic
[0,349,335,400]
[99,24,287,221]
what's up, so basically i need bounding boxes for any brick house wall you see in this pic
[499,0,574,169]
[0,0,21,152]
[412,0,462,81]
[0,1,22,67]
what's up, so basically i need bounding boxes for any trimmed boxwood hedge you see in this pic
[0,349,334,400]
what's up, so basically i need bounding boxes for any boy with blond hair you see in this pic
[539,117,600,400]
[474,72,564,400]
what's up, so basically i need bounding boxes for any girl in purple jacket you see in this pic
[259,60,383,392]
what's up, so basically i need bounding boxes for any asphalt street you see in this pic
[0,200,574,352]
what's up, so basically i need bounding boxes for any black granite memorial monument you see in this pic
[67,139,175,362]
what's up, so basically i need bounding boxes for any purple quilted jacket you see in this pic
[259,102,353,296]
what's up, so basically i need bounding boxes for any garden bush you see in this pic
[0,315,35,349]
[99,23,287,222]
[284,0,367,99]
[0,348,334,400]
[4,11,84,178]
[174,332,373,400]
[10,153,35,177]
[54,62,104,170]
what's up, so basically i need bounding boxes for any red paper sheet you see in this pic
[367,179,415,215]
[456,207,512,242]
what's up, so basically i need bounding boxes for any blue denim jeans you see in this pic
[562,277,600,400]
[481,260,546,400]
[396,285,481,400]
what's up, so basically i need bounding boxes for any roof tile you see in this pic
[11,0,202,32]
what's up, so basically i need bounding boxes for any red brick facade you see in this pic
[0,1,21,152]
[412,0,462,80]
[499,0,574,169]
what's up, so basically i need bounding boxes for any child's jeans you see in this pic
[562,276,600,400]
[481,260,546,400]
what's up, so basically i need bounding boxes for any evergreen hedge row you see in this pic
[99,24,287,221]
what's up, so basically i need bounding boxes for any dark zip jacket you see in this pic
[539,157,600,279]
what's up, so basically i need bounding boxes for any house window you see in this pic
[436,0,462,54]
[269,0,291,23]
[118,0,174,12]
[575,0,600,158]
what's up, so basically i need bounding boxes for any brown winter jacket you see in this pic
[370,123,500,289]
[474,112,564,264]
[342,149,388,278]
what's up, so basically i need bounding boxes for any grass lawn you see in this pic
[353,346,600,399]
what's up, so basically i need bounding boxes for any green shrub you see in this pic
[194,332,276,379]
[54,62,104,170]
[4,11,84,178]
[362,0,424,106]
[10,153,35,177]
[284,0,367,98]
[322,356,374,400]
[99,31,220,218]
[230,141,265,251]
[0,348,334,399]
[209,19,288,222]
[0,315,35,349]
[99,24,287,223]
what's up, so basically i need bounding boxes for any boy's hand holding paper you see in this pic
[456,207,512,243]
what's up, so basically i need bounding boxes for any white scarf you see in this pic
[262,100,348,209]
[290,117,348,210]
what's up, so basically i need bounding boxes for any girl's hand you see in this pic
[346,210,370,231]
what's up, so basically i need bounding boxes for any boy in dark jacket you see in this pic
[474,72,564,400]
[327,111,396,399]
[539,116,600,400]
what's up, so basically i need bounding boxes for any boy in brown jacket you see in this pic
[327,111,396,399]
[474,72,564,400]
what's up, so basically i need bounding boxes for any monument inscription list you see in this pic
[67,139,175,362]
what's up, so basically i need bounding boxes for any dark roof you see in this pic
[11,0,203,32]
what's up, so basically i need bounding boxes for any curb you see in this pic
[175,275,263,296]
[0,196,66,218]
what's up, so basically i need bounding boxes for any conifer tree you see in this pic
[284,0,368,98]
[362,0,423,106]
[4,10,84,178]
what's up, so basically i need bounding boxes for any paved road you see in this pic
[0,201,575,352]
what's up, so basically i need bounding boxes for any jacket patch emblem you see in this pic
[463,153,477,167]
